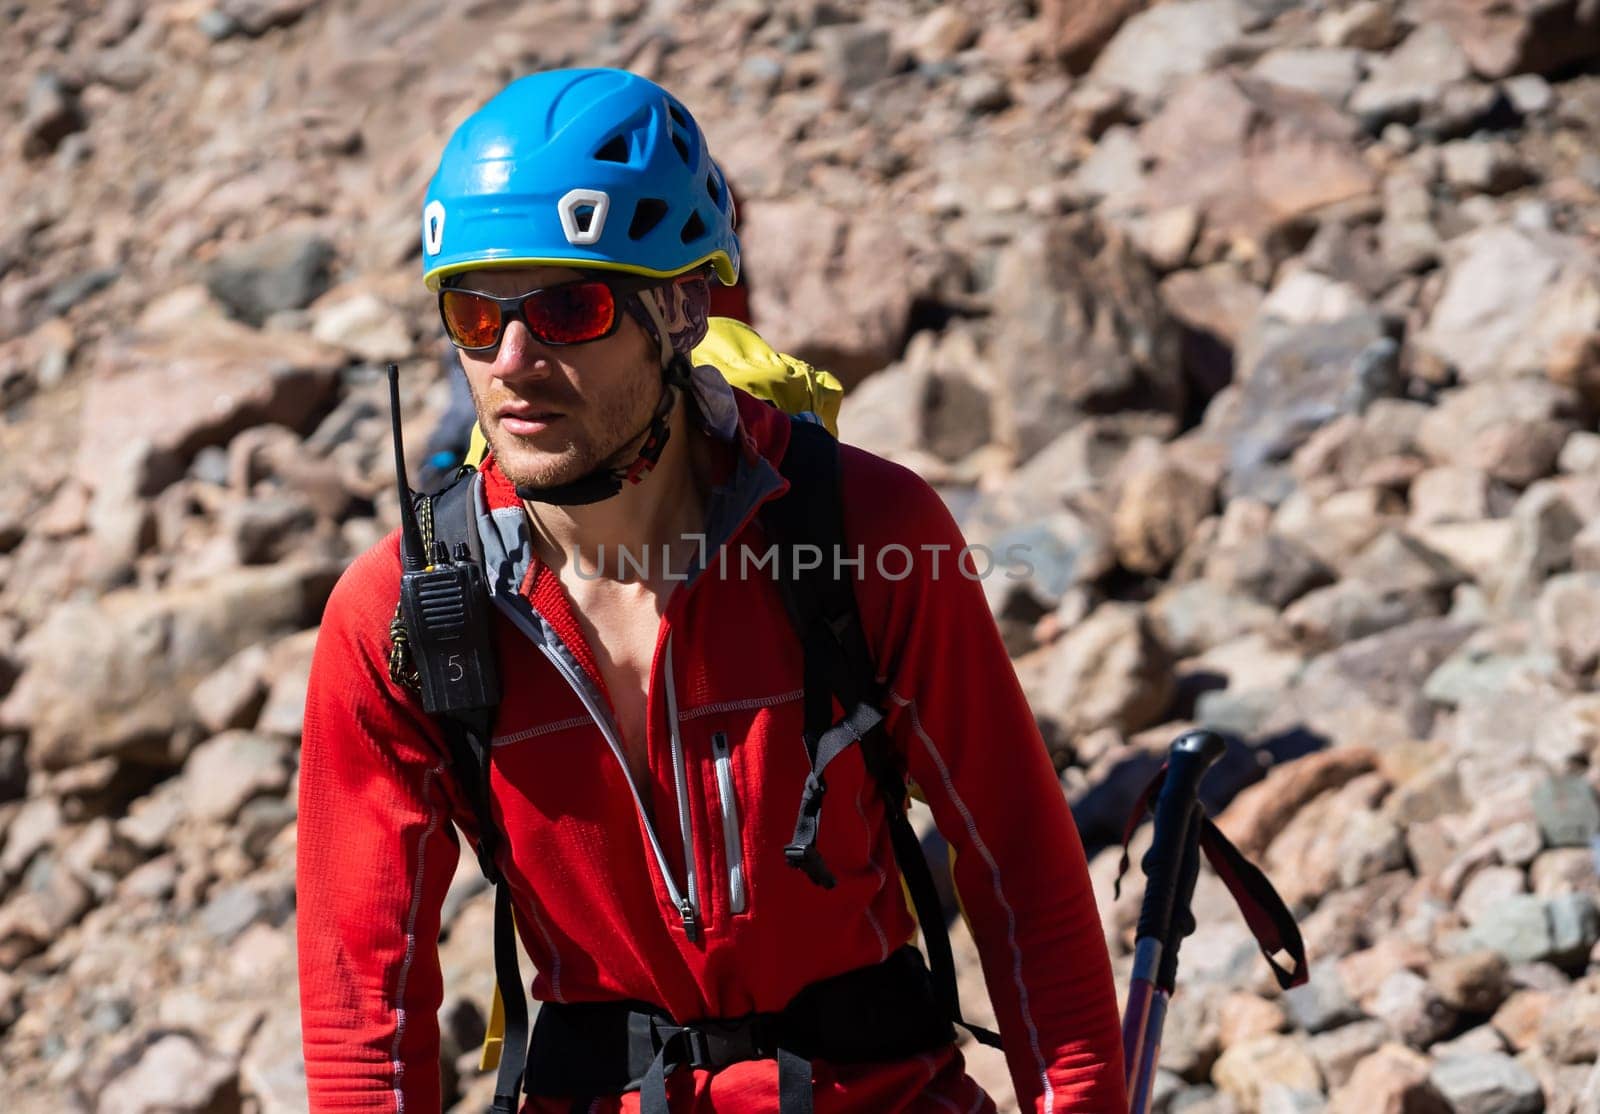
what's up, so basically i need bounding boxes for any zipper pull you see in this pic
[679,899,701,943]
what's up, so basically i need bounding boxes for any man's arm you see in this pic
[843,448,1128,1114]
[298,535,463,1114]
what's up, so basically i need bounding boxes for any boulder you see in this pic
[1033,603,1175,739]
[0,564,335,771]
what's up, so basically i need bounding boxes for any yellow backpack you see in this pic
[464,317,843,468]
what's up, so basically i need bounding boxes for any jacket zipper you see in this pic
[663,636,701,940]
[711,731,747,914]
[530,636,699,941]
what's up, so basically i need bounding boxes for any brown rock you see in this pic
[989,215,1184,461]
[1327,1043,1451,1114]
[1339,937,1433,1006]
[1113,455,1217,575]
[190,644,271,735]
[1040,0,1144,72]
[0,564,334,771]
[742,199,923,384]
[1538,989,1600,1064]
[1213,1033,1323,1113]
[1034,602,1175,738]
[1530,847,1600,898]
[1491,988,1552,1052]
[1309,1019,1390,1091]
[78,321,343,494]
[1218,746,1378,860]
[1413,0,1600,79]
[1217,992,1287,1050]
[1427,951,1511,1014]
[1138,73,1378,257]
[1371,968,1458,1048]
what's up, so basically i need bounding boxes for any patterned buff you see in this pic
[628,273,712,365]
[618,272,739,440]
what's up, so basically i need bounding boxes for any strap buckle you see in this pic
[783,839,837,890]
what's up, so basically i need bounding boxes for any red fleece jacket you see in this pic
[296,391,1127,1113]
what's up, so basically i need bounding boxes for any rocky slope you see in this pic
[1,1,1598,1111]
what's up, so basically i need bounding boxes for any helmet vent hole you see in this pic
[670,131,690,164]
[629,198,669,240]
[679,210,706,244]
[705,173,722,205]
[594,135,630,163]
[668,103,689,129]
[573,204,596,234]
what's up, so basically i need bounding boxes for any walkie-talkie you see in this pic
[387,363,499,717]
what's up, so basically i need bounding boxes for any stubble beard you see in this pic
[477,376,662,492]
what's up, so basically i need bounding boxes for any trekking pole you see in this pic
[1120,729,1226,1114]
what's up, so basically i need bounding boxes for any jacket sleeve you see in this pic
[842,449,1129,1114]
[297,534,464,1114]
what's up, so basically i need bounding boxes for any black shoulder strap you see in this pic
[763,419,1000,1050]
[389,468,529,1114]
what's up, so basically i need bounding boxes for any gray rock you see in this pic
[956,72,1011,115]
[1348,24,1471,128]
[982,511,1115,617]
[1466,895,1559,964]
[1371,969,1457,1048]
[1417,225,1600,385]
[44,267,120,317]
[206,229,336,326]
[181,731,291,824]
[1285,581,1443,653]
[200,882,267,942]
[1034,602,1175,739]
[1288,619,1474,750]
[0,564,334,771]
[1208,313,1399,504]
[1307,1019,1389,1090]
[0,795,61,879]
[813,23,892,90]
[1250,48,1364,106]
[1283,961,1363,1034]
[1148,580,1278,658]
[1503,75,1554,117]
[1216,534,1335,609]
[1532,775,1600,848]
[1259,1087,1326,1114]
[1089,0,1247,103]
[1417,380,1580,492]
[223,493,319,566]
[1418,0,1600,80]
[21,72,86,159]
[1421,644,1559,708]
[96,1032,240,1114]
[1535,574,1600,678]
[1430,1023,1507,1059]
[1194,687,1284,742]
[1440,139,1536,195]
[190,644,270,735]
[1427,1051,1542,1114]
[991,216,1184,462]
[1546,893,1599,965]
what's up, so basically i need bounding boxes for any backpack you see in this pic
[388,324,996,1114]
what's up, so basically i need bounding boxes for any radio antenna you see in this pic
[387,363,426,573]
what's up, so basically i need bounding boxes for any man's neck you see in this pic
[523,395,712,582]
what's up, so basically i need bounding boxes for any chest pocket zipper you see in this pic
[711,731,747,914]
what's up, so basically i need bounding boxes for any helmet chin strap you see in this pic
[513,352,694,507]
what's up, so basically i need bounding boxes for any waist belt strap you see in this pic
[524,947,955,1113]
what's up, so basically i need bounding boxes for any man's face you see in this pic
[450,266,661,492]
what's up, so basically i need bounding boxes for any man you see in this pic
[297,67,1127,1113]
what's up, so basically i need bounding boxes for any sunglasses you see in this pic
[438,275,652,352]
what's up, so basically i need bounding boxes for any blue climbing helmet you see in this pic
[421,68,740,291]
